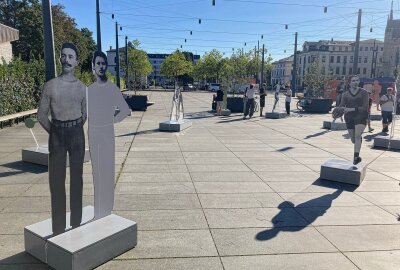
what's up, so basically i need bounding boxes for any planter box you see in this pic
[303,98,333,113]
[124,95,148,111]
[227,97,244,113]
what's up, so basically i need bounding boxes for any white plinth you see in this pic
[370,114,382,121]
[47,214,137,270]
[24,206,95,263]
[22,145,90,166]
[265,112,287,119]
[221,109,231,116]
[320,159,366,186]
[323,121,347,130]
[159,119,192,132]
[373,135,400,149]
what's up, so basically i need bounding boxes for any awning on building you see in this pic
[0,24,19,43]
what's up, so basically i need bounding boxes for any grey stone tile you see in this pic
[257,171,319,182]
[239,157,300,165]
[0,174,43,185]
[211,227,337,256]
[221,253,358,270]
[118,230,218,259]
[127,151,183,158]
[118,172,191,182]
[297,206,398,226]
[199,193,284,208]
[345,250,400,270]
[22,184,94,197]
[248,164,312,172]
[0,184,31,197]
[188,164,250,172]
[115,209,208,230]
[0,264,48,270]
[98,257,223,270]
[182,152,236,158]
[195,182,272,193]
[121,164,188,173]
[279,192,372,207]
[190,172,261,182]
[0,212,49,234]
[0,235,39,263]
[114,194,201,210]
[356,192,400,205]
[318,225,400,251]
[124,157,186,164]
[115,182,195,195]
[184,157,243,165]
[381,206,400,216]
[204,208,307,228]
[355,181,399,191]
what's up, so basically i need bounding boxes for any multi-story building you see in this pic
[271,56,293,86]
[0,24,19,63]
[381,4,400,77]
[106,48,200,85]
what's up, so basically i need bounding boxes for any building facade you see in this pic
[271,56,293,86]
[382,5,400,77]
[0,24,19,63]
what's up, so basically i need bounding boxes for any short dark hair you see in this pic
[61,42,79,59]
[92,51,108,67]
[250,84,254,89]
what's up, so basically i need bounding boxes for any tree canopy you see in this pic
[160,50,193,78]
[126,47,152,90]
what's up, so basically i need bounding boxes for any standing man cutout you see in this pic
[88,51,130,220]
[38,43,86,235]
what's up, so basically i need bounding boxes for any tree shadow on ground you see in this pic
[0,161,47,178]
[0,252,47,269]
[117,128,159,137]
[276,146,294,152]
[304,130,330,139]
[185,111,215,119]
[255,179,357,241]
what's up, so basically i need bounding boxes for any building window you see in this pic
[330,56,334,63]
[352,47,354,51]
[349,67,353,74]
[350,56,353,63]
[336,67,340,74]
[154,60,156,63]
[365,47,368,51]
[370,47,373,51]
[357,68,360,74]
[360,47,363,51]
[322,56,326,62]
[363,68,367,74]
[381,47,383,51]
[342,67,346,75]
[344,56,347,63]
[380,57,382,63]
[337,56,341,63]
[308,56,311,63]
[358,56,361,63]
[114,57,117,62]
[333,46,335,51]
[115,67,117,71]
[364,57,368,63]
[299,58,301,64]
[339,46,342,51]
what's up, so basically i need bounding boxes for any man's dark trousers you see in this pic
[49,121,85,235]
[244,98,255,117]
[285,101,290,115]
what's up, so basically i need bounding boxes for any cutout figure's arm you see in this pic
[114,88,131,123]
[81,86,87,124]
[37,82,51,133]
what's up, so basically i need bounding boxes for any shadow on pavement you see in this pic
[185,111,215,119]
[276,146,294,152]
[217,117,245,124]
[363,132,381,142]
[255,179,357,241]
[304,130,330,139]
[0,252,47,269]
[0,161,47,178]
[117,128,159,137]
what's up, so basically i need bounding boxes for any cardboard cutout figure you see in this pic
[272,83,280,112]
[332,75,369,165]
[88,51,130,220]
[37,43,87,235]
[170,85,184,121]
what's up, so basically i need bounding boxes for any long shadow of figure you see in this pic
[256,184,352,241]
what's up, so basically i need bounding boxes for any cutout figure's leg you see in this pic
[273,99,278,112]
[347,129,355,144]
[354,124,366,154]
[249,99,255,117]
[49,127,67,235]
[68,124,85,228]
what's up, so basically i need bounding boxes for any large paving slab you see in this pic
[0,90,399,269]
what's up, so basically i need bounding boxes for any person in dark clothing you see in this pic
[259,83,266,116]
[216,87,224,115]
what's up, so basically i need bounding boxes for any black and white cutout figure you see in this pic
[37,43,87,235]
[332,75,369,165]
[170,85,184,121]
[272,83,280,112]
[88,51,130,220]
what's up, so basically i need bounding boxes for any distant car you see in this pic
[164,84,175,89]
[184,84,195,91]
[209,83,221,92]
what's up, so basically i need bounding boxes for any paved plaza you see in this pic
[0,90,399,269]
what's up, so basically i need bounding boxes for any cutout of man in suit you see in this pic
[37,43,86,235]
[87,51,130,220]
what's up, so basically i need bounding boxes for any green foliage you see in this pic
[160,50,193,79]
[125,47,152,93]
[303,61,334,98]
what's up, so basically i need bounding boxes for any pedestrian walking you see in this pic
[285,86,292,115]
[243,84,256,119]
[216,86,224,115]
[380,87,395,134]
[259,83,267,116]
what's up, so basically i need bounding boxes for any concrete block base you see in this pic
[24,206,95,263]
[370,114,382,121]
[47,214,137,270]
[265,112,287,119]
[22,145,90,166]
[323,121,347,130]
[221,109,231,116]
[373,136,400,149]
[320,159,366,186]
[159,119,192,132]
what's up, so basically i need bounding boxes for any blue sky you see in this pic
[53,0,399,61]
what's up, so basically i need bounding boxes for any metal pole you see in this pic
[125,36,128,89]
[353,9,362,75]
[115,22,120,88]
[291,32,298,96]
[96,0,102,51]
[261,44,265,85]
[370,39,376,78]
[42,0,56,81]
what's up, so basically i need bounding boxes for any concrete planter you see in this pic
[303,98,333,113]
[124,95,148,111]
[227,97,244,113]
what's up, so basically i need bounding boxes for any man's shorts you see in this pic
[382,111,393,124]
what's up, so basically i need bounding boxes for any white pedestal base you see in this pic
[265,112,287,119]
[373,136,400,149]
[159,119,192,132]
[323,121,347,130]
[22,145,90,166]
[320,159,366,186]
[221,109,231,116]
[370,114,382,121]
[24,206,95,263]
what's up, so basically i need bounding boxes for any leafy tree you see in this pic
[160,50,193,84]
[303,61,334,98]
[126,48,152,93]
